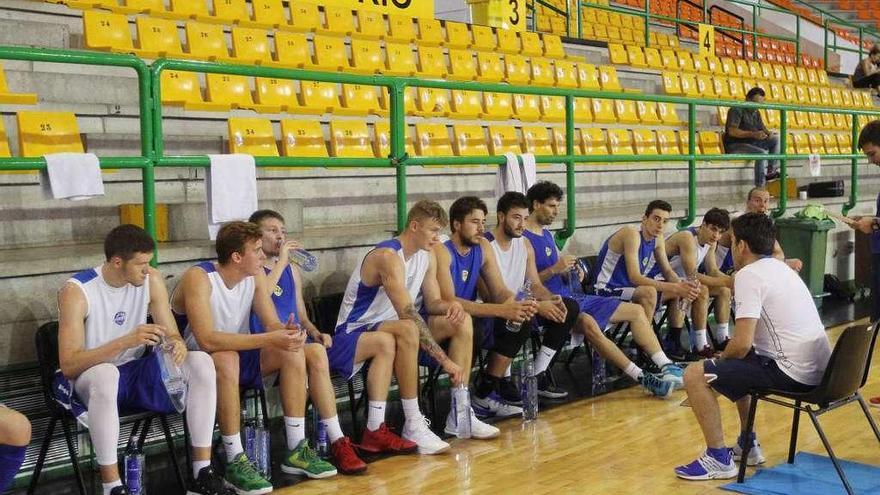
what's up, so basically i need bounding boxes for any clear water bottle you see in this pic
[506,280,533,332]
[289,248,319,272]
[451,385,472,439]
[568,260,586,298]
[520,350,538,422]
[591,346,607,395]
[254,426,270,480]
[677,272,699,316]
[123,431,145,495]
[156,336,187,413]
[242,405,256,463]
[313,408,329,459]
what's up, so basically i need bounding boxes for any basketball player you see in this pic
[0,405,29,493]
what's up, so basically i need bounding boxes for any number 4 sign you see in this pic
[698,23,715,58]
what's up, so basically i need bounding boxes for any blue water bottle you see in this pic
[123,431,145,495]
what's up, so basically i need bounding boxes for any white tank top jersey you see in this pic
[668,228,712,279]
[67,266,150,366]
[182,261,256,351]
[335,239,429,334]
[484,232,528,292]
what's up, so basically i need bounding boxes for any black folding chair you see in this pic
[29,322,186,495]
[736,322,880,494]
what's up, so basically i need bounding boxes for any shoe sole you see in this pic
[869,402,880,409]
[356,444,418,455]
[733,452,766,466]
[280,465,338,479]
[443,427,501,440]
[538,391,569,399]
[338,464,368,475]
[224,480,273,495]
[416,443,451,455]
[674,469,738,481]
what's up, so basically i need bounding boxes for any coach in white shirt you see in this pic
[674,212,832,481]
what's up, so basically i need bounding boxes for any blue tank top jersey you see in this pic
[593,229,657,290]
[522,228,567,296]
[444,240,483,302]
[250,264,301,334]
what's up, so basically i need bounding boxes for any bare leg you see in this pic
[261,346,307,417]
[711,286,732,325]
[631,285,659,321]
[376,320,420,400]
[428,314,474,384]
[578,313,632,371]
[352,332,396,401]
[211,351,242,437]
[304,343,337,421]
[683,361,725,448]
[610,302,663,355]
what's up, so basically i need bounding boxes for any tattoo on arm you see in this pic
[403,304,448,363]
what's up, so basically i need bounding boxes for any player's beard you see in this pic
[503,223,522,238]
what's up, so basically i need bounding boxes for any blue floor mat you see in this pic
[722,452,880,495]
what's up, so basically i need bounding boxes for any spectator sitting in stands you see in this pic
[724,87,779,187]
[852,45,880,92]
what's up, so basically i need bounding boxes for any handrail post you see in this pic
[389,80,407,234]
[555,94,576,250]
[795,15,801,67]
[677,103,697,230]
[751,5,758,60]
[565,0,570,37]
[772,110,788,219]
[843,113,860,216]
[824,19,829,71]
[577,0,582,39]
[644,0,651,47]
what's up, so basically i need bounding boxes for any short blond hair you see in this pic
[406,200,448,227]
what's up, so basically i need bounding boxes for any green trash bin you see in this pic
[774,217,835,307]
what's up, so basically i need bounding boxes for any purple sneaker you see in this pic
[674,450,738,480]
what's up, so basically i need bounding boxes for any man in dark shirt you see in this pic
[724,87,779,187]
[852,45,880,91]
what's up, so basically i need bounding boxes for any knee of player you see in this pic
[396,320,420,346]
[457,313,474,339]
[211,350,239,380]
[185,350,216,380]
[682,361,705,387]
[577,314,602,339]
[305,343,330,372]
[0,410,31,446]
[636,285,657,301]
[698,284,710,300]
[716,286,731,300]
[86,363,120,398]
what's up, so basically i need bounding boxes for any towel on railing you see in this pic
[495,152,537,198]
[206,154,257,239]
[40,152,104,201]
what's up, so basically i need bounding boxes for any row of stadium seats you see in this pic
[0,112,83,158]
[719,106,869,131]
[0,65,38,105]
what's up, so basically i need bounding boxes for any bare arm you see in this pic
[420,250,456,317]
[147,270,185,345]
[618,228,683,294]
[697,245,732,288]
[291,265,324,343]
[523,237,557,301]
[657,234,683,283]
[264,240,300,294]
[721,317,756,359]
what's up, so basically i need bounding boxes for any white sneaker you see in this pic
[732,438,766,466]
[471,391,524,418]
[403,416,450,455]
[443,409,500,439]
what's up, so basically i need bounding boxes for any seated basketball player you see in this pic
[58,225,229,495]
[523,183,683,396]
[0,405,29,493]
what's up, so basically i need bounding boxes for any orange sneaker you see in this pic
[358,423,418,455]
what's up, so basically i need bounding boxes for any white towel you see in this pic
[495,153,538,199]
[520,152,537,191]
[40,153,104,201]
[206,154,258,239]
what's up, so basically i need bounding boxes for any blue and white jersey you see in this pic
[67,266,150,366]
[179,261,255,350]
[484,232,527,293]
[444,239,482,302]
[593,229,657,290]
[250,264,300,333]
[335,239,429,334]
[663,227,712,279]
[713,243,734,273]
[522,228,566,296]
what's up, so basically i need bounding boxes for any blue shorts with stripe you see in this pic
[328,323,379,379]
[575,294,621,330]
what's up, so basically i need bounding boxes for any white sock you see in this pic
[103,480,122,495]
[694,329,708,349]
[284,416,306,450]
[222,434,244,462]
[504,365,511,377]
[192,459,210,479]
[402,398,422,423]
[623,362,642,381]
[650,351,673,369]
[322,415,344,443]
[532,346,557,375]
[367,400,386,431]
[713,322,730,341]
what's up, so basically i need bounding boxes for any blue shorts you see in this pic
[703,350,814,402]
[327,324,376,379]
[576,295,621,330]
[238,349,264,390]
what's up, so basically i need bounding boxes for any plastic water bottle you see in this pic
[677,272,699,316]
[156,337,187,413]
[289,248,319,272]
[242,405,256,463]
[313,409,329,459]
[123,431,145,495]
[520,350,538,422]
[506,280,533,332]
[591,346,607,395]
[568,260,587,298]
[254,426,270,480]
[451,385,472,439]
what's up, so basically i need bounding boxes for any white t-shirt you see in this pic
[734,257,831,385]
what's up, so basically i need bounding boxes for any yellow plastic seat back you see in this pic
[228,118,278,156]
[17,111,84,157]
[452,124,488,157]
[329,121,372,158]
[185,22,229,60]
[487,125,521,155]
[280,120,327,157]
[84,11,133,52]
[414,123,452,156]
[135,17,182,58]
[231,27,271,64]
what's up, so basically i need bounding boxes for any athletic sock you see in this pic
[401,398,421,423]
[532,346,556,375]
[102,480,122,495]
[222,434,244,462]
[366,400,386,431]
[321,416,344,443]
[713,322,730,341]
[284,416,305,450]
[623,362,642,381]
[192,459,210,479]
[694,329,708,349]
[650,351,673,369]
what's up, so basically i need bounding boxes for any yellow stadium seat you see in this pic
[312,34,350,71]
[691,56,706,74]
[817,70,829,86]
[770,63,784,82]
[711,77,731,99]
[554,60,579,88]
[205,73,254,110]
[417,18,443,46]
[496,29,521,54]
[781,83,797,104]
[513,94,541,122]
[355,9,385,40]
[837,133,852,153]
[677,131,691,154]
[841,90,854,108]
[505,54,531,85]
[542,34,567,59]
[745,60,761,79]
[482,92,513,120]
[17,111,83,157]
[614,99,639,124]
[231,27,271,64]
[521,126,554,155]
[185,22,229,61]
[476,51,504,82]
[279,120,327,157]
[168,0,208,20]
[626,45,647,68]
[607,129,633,155]
[83,11,133,53]
[717,107,730,126]
[288,2,320,33]
[767,82,784,103]
[134,17,182,58]
[372,121,415,158]
[116,0,165,15]
[807,133,825,155]
[717,56,735,76]
[823,134,839,155]
[808,112,822,129]
[819,112,835,130]
[662,72,682,95]
[417,45,447,78]
[592,98,615,124]
[637,101,662,124]
[444,21,471,49]
[540,96,566,122]
[383,42,417,76]
[329,121,372,158]
[340,84,385,116]
[250,0,287,28]
[520,31,543,57]
[414,123,451,156]
[791,133,809,154]
[273,32,310,68]
[606,26,621,41]
[253,77,298,113]
[488,125,521,155]
[592,25,607,42]
[698,131,721,154]
[633,129,657,155]
[350,38,384,75]
[704,56,720,74]
[759,109,779,129]
[412,87,449,117]
[733,59,749,78]
[659,49,677,70]
[582,127,607,155]
[695,75,716,98]
[386,14,416,42]
[160,70,216,110]
[608,43,628,65]
[448,49,477,81]
[322,5,355,37]
[211,0,249,25]
[727,77,744,100]
[781,65,796,83]
[792,111,809,129]
[676,51,695,72]
[449,90,482,119]
[452,124,488,157]
[551,126,581,155]
[860,91,874,108]
[577,63,601,90]
[757,62,772,81]
[849,90,865,109]
[299,81,340,114]
[228,118,278,156]
[0,118,9,157]
[795,67,808,84]
[644,47,663,69]
[472,25,496,51]
[0,65,37,105]
[805,68,819,86]
[829,88,844,108]
[679,73,699,97]
[783,133,795,154]
[833,113,849,130]
[656,130,679,155]
[658,102,681,125]
[530,58,556,87]
[598,65,622,91]
[794,85,809,105]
